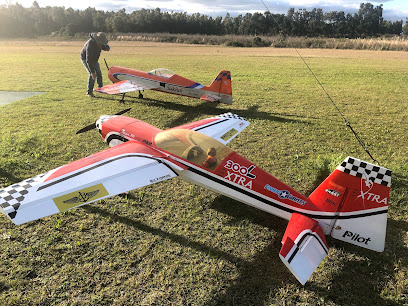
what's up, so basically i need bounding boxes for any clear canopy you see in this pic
[147,68,175,79]
[155,129,232,170]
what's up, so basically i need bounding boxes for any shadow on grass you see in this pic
[207,171,408,304]
[83,199,290,304]
[82,205,246,267]
[0,281,10,294]
[83,174,407,305]
[208,196,290,304]
[304,159,332,196]
[0,168,22,186]
[316,215,408,306]
[94,94,307,128]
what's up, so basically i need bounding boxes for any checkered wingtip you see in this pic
[336,157,392,187]
[214,113,244,121]
[0,172,48,219]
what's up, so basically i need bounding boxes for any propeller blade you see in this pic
[76,109,131,135]
[115,108,131,115]
[76,123,96,134]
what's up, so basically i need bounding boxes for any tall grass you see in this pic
[111,32,408,50]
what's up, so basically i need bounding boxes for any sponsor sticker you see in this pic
[167,85,182,93]
[342,230,371,245]
[325,189,342,197]
[53,183,109,212]
[264,184,307,206]
[150,174,172,183]
[121,129,135,139]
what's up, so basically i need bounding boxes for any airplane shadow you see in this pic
[82,200,289,304]
[0,168,22,186]
[94,94,307,129]
[81,168,407,305]
[82,205,246,267]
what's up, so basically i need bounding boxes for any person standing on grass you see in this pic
[80,32,110,97]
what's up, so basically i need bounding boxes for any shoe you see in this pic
[86,93,95,98]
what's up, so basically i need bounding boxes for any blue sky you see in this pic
[1,0,407,21]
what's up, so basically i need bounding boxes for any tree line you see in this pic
[0,1,406,39]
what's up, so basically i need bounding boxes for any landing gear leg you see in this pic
[120,93,126,103]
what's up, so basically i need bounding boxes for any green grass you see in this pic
[0,40,407,305]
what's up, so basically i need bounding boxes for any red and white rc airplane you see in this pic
[95,65,233,104]
[0,111,391,284]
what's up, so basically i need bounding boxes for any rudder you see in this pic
[206,71,232,104]
[308,156,391,252]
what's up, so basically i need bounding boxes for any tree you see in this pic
[403,19,408,35]
[222,13,234,34]
[357,3,383,37]
[0,2,405,39]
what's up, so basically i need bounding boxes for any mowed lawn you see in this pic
[0,40,407,305]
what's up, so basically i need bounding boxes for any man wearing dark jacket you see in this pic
[80,32,110,97]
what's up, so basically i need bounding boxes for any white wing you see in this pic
[95,80,160,94]
[0,142,185,225]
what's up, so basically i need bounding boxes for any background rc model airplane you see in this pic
[95,64,233,104]
[0,111,391,284]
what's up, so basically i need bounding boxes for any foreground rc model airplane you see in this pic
[95,64,233,104]
[0,111,391,284]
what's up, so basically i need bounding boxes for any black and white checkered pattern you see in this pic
[214,113,244,121]
[337,157,392,187]
[0,172,48,219]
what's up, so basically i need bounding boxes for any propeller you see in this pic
[114,108,132,115]
[76,108,132,135]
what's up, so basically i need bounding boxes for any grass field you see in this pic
[0,40,407,305]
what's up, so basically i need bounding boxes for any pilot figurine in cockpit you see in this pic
[203,147,217,169]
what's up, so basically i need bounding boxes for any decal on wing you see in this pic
[53,183,109,211]
[0,142,185,225]
[95,80,159,95]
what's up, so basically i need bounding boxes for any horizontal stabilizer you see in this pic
[279,213,328,285]
[171,113,250,145]
[200,93,220,102]
[193,113,250,145]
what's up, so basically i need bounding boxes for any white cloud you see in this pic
[1,0,406,21]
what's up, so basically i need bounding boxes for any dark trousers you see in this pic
[81,59,103,94]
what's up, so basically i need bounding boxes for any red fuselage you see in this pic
[96,115,350,234]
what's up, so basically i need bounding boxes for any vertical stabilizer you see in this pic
[309,157,391,252]
[205,71,232,104]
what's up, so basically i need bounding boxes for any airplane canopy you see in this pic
[155,129,232,170]
[147,68,175,79]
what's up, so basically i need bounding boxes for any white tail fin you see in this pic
[309,157,392,252]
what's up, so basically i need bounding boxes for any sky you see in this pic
[1,0,407,22]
